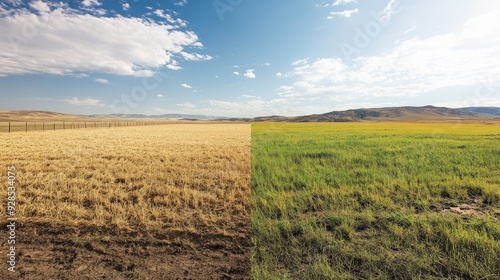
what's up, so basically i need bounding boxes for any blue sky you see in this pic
[0,0,499,117]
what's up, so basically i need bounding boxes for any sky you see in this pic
[0,0,499,117]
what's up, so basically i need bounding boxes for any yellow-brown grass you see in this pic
[1,124,251,237]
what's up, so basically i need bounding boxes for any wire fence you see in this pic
[0,121,182,133]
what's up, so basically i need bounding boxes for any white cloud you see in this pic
[381,0,401,21]
[403,25,416,34]
[328,8,358,19]
[332,0,357,6]
[0,3,208,77]
[204,98,291,117]
[233,71,240,76]
[82,0,101,7]
[66,97,104,107]
[292,58,308,66]
[261,62,271,66]
[207,100,239,110]
[157,94,164,98]
[95,78,109,84]
[29,1,50,13]
[277,86,294,94]
[280,9,500,99]
[176,102,195,108]
[180,51,212,61]
[85,8,106,16]
[177,97,326,117]
[276,72,283,77]
[122,3,130,10]
[244,69,256,79]
[174,0,188,6]
[318,0,356,8]
[241,94,260,99]
[166,60,182,71]
[5,0,22,6]
[181,83,192,89]
[153,9,187,27]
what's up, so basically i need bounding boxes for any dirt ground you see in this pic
[0,222,250,279]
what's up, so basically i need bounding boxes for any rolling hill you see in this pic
[2,106,499,123]
[227,106,500,122]
[460,107,500,116]
[0,110,94,122]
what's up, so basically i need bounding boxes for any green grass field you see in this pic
[251,123,500,279]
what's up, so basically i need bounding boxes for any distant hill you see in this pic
[86,113,225,120]
[227,106,500,122]
[0,110,93,122]
[294,106,478,122]
[460,107,500,116]
[2,106,499,123]
[0,110,225,122]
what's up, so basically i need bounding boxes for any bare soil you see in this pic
[0,222,250,279]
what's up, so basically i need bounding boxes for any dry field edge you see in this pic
[1,123,251,279]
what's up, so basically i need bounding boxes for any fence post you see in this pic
[53,123,56,131]
[43,122,45,132]
[25,122,27,132]
[8,122,11,133]
[63,121,65,130]
[94,122,96,128]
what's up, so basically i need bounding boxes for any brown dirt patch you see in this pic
[434,199,496,219]
[0,222,250,279]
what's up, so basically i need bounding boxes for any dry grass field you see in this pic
[0,124,251,279]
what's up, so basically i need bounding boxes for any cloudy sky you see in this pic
[0,0,499,117]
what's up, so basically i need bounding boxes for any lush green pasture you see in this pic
[251,122,500,279]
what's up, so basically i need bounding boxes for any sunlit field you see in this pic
[0,124,251,279]
[251,123,500,279]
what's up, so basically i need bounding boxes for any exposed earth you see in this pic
[0,222,250,279]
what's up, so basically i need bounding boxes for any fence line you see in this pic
[1,121,183,133]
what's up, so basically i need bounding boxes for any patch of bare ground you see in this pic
[0,222,249,279]
[433,199,498,220]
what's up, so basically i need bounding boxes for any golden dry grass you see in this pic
[0,124,251,237]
